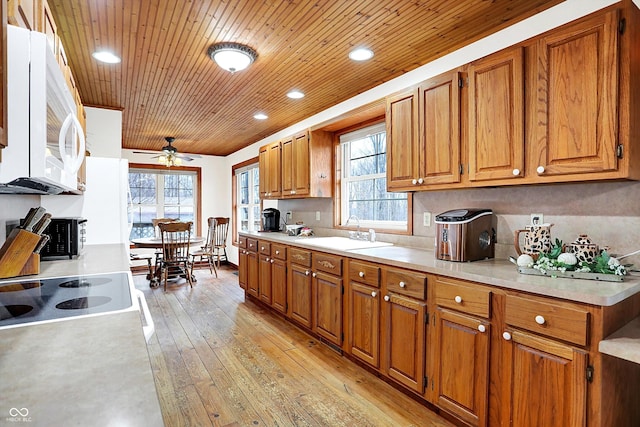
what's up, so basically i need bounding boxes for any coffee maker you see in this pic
[262,208,281,232]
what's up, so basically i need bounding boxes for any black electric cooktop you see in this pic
[0,272,133,328]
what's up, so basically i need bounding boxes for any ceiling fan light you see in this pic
[254,113,268,120]
[208,42,257,73]
[287,90,305,99]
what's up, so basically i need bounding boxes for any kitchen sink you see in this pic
[295,236,393,251]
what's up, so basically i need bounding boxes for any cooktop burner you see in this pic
[0,272,132,328]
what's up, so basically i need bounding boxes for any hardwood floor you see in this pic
[134,266,456,427]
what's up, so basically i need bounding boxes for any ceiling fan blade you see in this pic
[175,153,201,159]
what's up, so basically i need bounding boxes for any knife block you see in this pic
[0,229,42,278]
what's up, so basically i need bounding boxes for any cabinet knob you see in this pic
[312,272,317,278]
[536,165,545,174]
[261,246,265,250]
[412,179,418,185]
[359,271,365,278]
[502,331,512,341]
[384,295,390,302]
[265,257,270,262]
[305,270,310,276]
[371,291,377,297]
[454,295,462,304]
[478,324,486,333]
[249,243,253,247]
[418,178,424,184]
[270,259,275,264]
[535,315,546,325]
[512,168,520,176]
[275,250,280,255]
[399,281,406,288]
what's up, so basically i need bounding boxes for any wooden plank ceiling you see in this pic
[49,0,563,157]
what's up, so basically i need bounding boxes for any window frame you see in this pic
[128,163,202,238]
[232,157,261,246]
[334,120,413,235]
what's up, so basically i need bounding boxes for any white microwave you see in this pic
[0,25,85,194]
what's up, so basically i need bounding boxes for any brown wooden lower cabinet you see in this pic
[237,236,640,427]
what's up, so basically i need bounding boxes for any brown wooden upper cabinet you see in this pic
[532,9,620,178]
[468,46,525,182]
[260,129,333,200]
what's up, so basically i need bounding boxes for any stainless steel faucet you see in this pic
[345,215,361,239]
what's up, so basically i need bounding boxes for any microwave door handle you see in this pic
[59,113,86,174]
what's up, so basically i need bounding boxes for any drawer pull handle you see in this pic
[537,165,545,174]
[454,295,462,304]
[512,168,520,176]
[502,332,512,341]
[312,272,317,278]
[275,250,280,255]
[418,178,424,184]
[399,281,406,288]
[261,246,265,250]
[305,270,310,276]
[384,295,390,302]
[412,179,418,185]
[371,291,377,297]
[535,315,546,325]
[359,271,365,278]
[478,324,486,333]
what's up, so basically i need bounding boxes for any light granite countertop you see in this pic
[241,231,640,307]
[0,244,164,427]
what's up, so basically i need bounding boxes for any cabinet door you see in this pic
[534,10,619,177]
[258,146,268,197]
[281,136,294,196]
[289,263,312,328]
[348,282,380,368]
[433,308,489,427]
[468,47,525,182]
[382,292,426,393]
[313,271,343,346]
[268,142,282,197]
[505,329,587,427]
[238,250,248,290]
[271,258,287,314]
[419,71,462,186]
[246,251,259,299]
[8,0,36,30]
[293,132,310,196]
[259,254,272,304]
[386,89,420,190]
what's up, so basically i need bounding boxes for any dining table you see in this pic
[130,236,204,287]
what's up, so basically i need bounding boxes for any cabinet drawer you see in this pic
[271,244,287,261]
[313,252,343,276]
[289,248,311,267]
[385,268,427,300]
[348,260,380,288]
[247,238,258,253]
[435,277,491,318]
[238,236,247,249]
[258,241,271,255]
[505,295,589,346]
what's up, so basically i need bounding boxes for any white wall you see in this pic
[84,107,123,158]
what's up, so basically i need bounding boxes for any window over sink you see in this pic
[338,122,409,232]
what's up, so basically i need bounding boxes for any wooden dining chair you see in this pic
[190,217,218,278]
[211,217,230,269]
[151,217,179,275]
[158,221,194,291]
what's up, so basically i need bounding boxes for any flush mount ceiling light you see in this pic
[92,51,121,64]
[208,42,258,73]
[348,47,374,61]
[253,113,268,120]
[287,90,305,99]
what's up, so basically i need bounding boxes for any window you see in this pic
[339,122,409,231]
[232,158,261,243]
[129,166,200,239]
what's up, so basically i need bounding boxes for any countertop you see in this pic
[0,244,164,427]
[241,231,640,307]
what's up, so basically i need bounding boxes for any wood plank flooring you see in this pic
[134,266,456,427]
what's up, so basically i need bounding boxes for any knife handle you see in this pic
[32,214,52,235]
[34,234,50,254]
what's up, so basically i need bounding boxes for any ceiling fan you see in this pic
[134,137,201,166]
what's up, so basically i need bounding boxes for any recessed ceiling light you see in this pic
[349,47,374,61]
[254,113,268,120]
[287,90,305,99]
[92,51,121,64]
